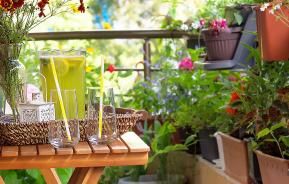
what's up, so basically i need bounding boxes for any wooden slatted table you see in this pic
[0,132,150,184]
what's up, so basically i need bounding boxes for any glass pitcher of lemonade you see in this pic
[39,50,86,119]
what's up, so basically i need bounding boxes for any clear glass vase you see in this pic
[0,43,25,120]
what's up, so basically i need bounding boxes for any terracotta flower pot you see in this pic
[256,6,289,61]
[202,27,242,61]
[219,133,251,184]
[256,150,289,184]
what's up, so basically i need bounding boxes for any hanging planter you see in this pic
[202,27,242,61]
[256,4,289,61]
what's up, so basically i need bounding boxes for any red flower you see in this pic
[12,0,24,9]
[230,92,240,103]
[78,0,85,13]
[38,0,49,17]
[226,107,238,116]
[107,64,115,73]
[1,0,13,11]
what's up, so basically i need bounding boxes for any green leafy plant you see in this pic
[232,46,289,135]
[149,121,188,181]
[253,121,289,158]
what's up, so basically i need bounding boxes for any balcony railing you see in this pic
[28,30,199,80]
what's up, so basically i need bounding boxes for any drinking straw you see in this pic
[98,57,104,138]
[50,57,72,141]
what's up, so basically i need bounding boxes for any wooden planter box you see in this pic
[256,150,289,184]
[219,133,251,184]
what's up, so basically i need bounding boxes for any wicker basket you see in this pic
[0,108,146,146]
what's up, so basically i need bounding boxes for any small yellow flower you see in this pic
[102,22,112,30]
[86,66,93,72]
[70,3,80,13]
[86,47,94,54]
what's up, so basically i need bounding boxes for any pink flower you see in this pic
[220,19,228,29]
[209,18,229,34]
[200,19,205,27]
[178,57,194,71]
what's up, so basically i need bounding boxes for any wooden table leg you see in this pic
[0,176,5,184]
[68,167,104,184]
[40,168,61,184]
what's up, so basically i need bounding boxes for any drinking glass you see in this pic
[86,87,118,144]
[49,89,80,148]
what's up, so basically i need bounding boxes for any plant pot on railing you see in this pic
[256,150,289,184]
[256,5,289,61]
[198,127,219,162]
[219,132,251,184]
[201,27,242,61]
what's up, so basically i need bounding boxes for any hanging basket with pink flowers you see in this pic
[201,19,242,61]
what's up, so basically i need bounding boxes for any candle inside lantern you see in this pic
[50,57,72,141]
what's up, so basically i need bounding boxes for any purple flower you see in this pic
[178,57,194,71]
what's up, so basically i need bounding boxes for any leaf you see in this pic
[26,170,45,184]
[56,168,73,184]
[257,128,271,140]
[118,71,133,78]
[270,122,287,132]
[148,144,188,164]
[184,134,197,146]
[250,140,259,150]
[234,12,243,25]
[3,171,20,184]
[280,136,289,147]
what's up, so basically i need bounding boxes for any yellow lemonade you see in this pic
[40,54,86,119]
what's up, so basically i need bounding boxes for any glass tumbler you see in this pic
[49,89,80,148]
[87,87,118,144]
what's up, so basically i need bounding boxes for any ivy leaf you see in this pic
[257,128,271,140]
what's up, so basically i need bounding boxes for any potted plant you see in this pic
[256,2,289,61]
[254,121,289,184]
[201,18,242,61]
[171,67,233,162]
[220,46,289,184]
[117,121,189,184]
